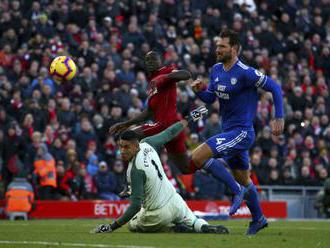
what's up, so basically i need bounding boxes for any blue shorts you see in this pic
[205,129,255,170]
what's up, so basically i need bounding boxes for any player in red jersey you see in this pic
[110,51,246,217]
[109,51,193,174]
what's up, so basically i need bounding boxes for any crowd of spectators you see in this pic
[0,0,330,201]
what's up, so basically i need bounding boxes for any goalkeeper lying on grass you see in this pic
[92,106,229,234]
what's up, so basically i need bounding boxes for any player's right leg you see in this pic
[189,136,246,215]
[128,206,175,233]
[171,193,229,234]
[127,209,165,233]
[173,221,229,234]
[127,211,143,232]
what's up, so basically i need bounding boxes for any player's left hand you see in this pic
[90,224,113,234]
[270,118,284,136]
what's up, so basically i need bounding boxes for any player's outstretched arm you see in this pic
[261,77,284,136]
[151,70,191,89]
[167,69,191,81]
[91,167,146,234]
[141,122,186,151]
[191,79,216,104]
[109,107,153,135]
[141,106,208,150]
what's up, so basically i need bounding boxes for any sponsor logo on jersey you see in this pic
[230,78,237,85]
[217,85,226,91]
[215,91,230,100]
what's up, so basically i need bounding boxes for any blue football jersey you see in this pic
[206,60,269,131]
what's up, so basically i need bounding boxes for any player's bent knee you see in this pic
[128,220,138,232]
[127,223,135,232]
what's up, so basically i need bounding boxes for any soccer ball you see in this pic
[49,56,77,82]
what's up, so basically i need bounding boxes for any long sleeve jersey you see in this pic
[196,60,283,132]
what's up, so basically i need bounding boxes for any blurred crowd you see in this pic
[0,0,330,201]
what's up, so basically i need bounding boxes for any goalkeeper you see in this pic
[92,106,228,234]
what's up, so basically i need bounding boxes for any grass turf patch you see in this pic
[0,219,329,248]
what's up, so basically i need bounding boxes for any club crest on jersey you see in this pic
[230,78,237,85]
[143,147,153,167]
[215,77,219,82]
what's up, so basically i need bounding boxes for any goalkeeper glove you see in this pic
[91,224,112,234]
[91,221,121,234]
[186,106,208,123]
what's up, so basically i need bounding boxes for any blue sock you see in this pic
[245,183,263,222]
[203,158,240,194]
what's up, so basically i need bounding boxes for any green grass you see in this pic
[0,219,329,248]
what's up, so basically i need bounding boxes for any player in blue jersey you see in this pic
[190,30,284,235]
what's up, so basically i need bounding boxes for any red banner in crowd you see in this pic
[186,201,287,219]
[0,200,287,219]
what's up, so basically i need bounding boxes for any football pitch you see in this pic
[0,219,329,248]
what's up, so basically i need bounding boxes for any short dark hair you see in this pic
[145,51,160,61]
[220,29,240,51]
[119,130,140,142]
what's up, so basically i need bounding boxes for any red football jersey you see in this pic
[147,65,180,125]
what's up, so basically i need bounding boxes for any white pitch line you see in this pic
[0,241,155,248]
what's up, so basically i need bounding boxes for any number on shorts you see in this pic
[151,159,163,180]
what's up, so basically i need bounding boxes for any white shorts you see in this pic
[128,193,198,233]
